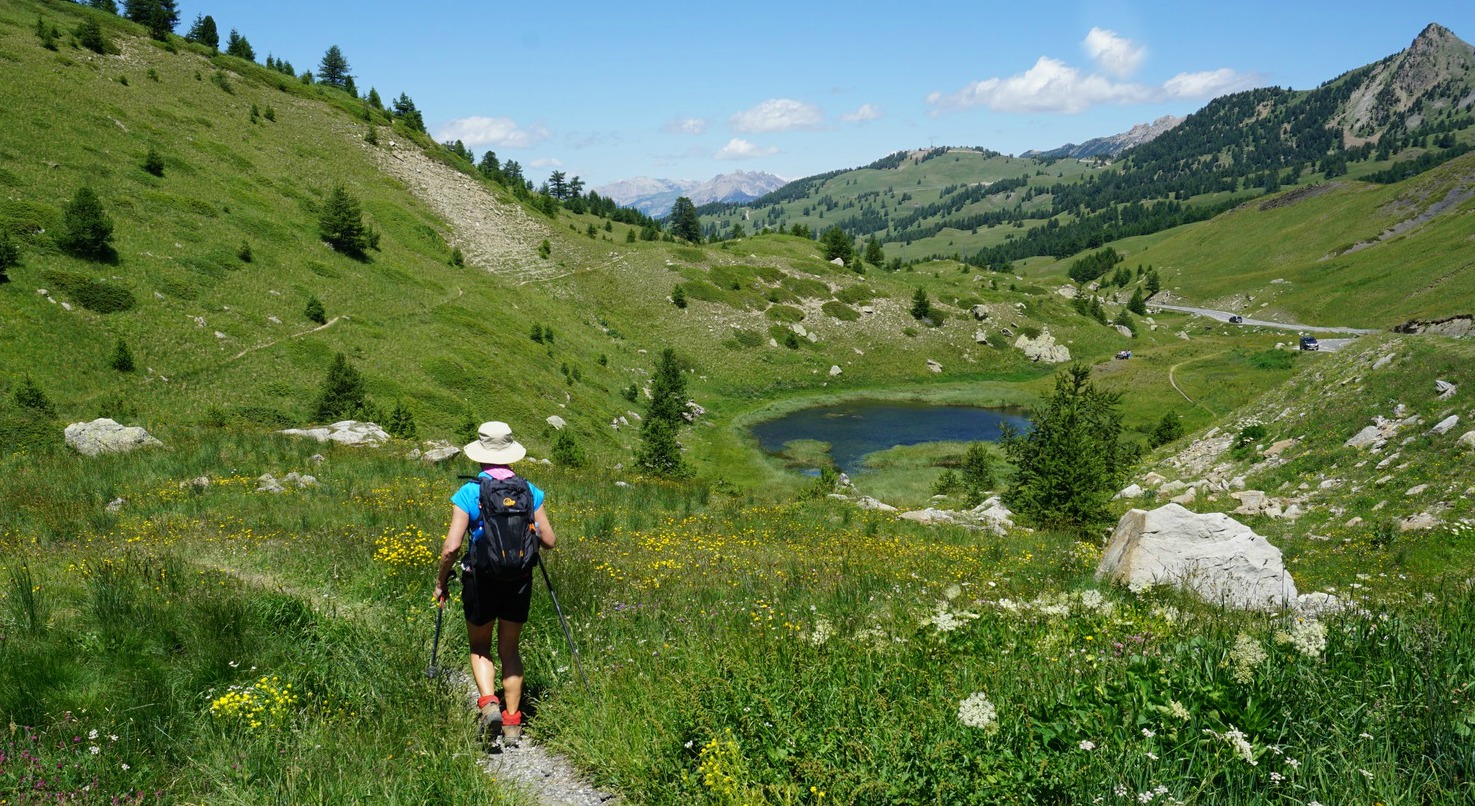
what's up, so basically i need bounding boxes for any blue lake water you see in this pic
[750,401,1032,473]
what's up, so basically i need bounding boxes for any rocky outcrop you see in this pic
[408,440,461,464]
[1096,503,1298,610]
[897,496,1016,536]
[65,419,163,456]
[279,421,390,447]
[1014,329,1071,363]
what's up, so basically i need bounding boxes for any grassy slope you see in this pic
[1126,152,1475,327]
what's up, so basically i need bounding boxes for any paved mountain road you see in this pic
[1148,303,1378,351]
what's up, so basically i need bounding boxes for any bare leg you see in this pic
[467,620,498,699]
[497,620,525,714]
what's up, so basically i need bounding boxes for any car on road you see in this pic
[1115,350,1132,360]
[1228,315,1244,324]
[1299,335,1320,351]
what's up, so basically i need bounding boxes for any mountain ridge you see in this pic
[1020,115,1186,161]
[593,170,787,217]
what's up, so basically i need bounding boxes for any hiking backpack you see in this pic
[466,475,539,580]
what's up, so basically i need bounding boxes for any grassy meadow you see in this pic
[4,3,1475,804]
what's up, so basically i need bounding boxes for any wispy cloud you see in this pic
[927,30,1258,115]
[714,138,779,160]
[664,117,709,135]
[566,131,621,149]
[730,99,824,133]
[529,158,564,169]
[1083,27,1146,77]
[436,116,550,148]
[840,103,883,123]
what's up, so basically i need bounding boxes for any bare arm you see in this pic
[534,506,556,550]
[434,506,469,601]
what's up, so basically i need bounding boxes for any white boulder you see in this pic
[279,420,390,447]
[1014,329,1071,363]
[64,419,163,456]
[546,415,567,430]
[1096,503,1298,610]
[1430,415,1459,435]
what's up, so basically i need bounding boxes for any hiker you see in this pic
[434,421,557,746]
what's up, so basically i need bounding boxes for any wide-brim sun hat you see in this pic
[463,421,527,465]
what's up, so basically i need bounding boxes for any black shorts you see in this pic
[461,569,533,626]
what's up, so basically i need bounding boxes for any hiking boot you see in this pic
[477,696,502,746]
[500,710,523,746]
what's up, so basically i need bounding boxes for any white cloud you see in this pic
[1162,68,1259,99]
[435,116,550,149]
[1083,27,1146,77]
[714,138,779,160]
[927,46,1259,115]
[730,99,823,133]
[840,103,883,123]
[664,117,709,135]
[529,158,564,169]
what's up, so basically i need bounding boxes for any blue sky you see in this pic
[179,1,1475,189]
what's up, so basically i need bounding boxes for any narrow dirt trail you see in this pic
[227,316,342,362]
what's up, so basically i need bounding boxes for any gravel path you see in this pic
[1148,303,1380,335]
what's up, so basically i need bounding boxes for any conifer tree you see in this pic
[864,234,886,267]
[960,442,995,506]
[110,339,135,372]
[59,186,114,260]
[90,0,120,14]
[1127,286,1148,316]
[142,147,164,177]
[313,352,367,422]
[317,45,351,89]
[910,287,931,321]
[385,400,417,439]
[77,18,107,53]
[318,185,371,259]
[184,14,218,49]
[668,197,701,243]
[671,285,687,309]
[13,376,54,417]
[0,232,18,282]
[304,295,326,324]
[820,226,854,265]
[1149,411,1185,448]
[636,348,692,477]
[224,28,253,61]
[1002,364,1129,531]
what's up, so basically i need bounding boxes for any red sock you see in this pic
[502,710,522,726]
[477,694,499,709]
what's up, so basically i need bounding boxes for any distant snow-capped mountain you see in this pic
[1021,115,1186,161]
[594,171,787,217]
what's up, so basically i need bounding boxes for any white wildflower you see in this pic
[1230,633,1267,684]
[88,729,99,740]
[89,745,100,755]
[1138,792,1154,803]
[1269,772,1284,783]
[1290,619,1327,657]
[1168,700,1191,721]
[944,584,962,600]
[957,692,998,732]
[1079,739,1096,751]
[1141,728,1155,738]
[1205,725,1256,765]
[807,617,834,646]
[1128,579,1154,595]
[1145,751,1159,760]
[1359,768,1373,779]
[120,763,130,771]
[1285,757,1301,769]
[1114,784,1129,797]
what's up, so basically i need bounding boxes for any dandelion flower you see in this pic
[957,693,998,732]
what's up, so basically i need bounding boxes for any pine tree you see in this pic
[184,14,218,49]
[1127,286,1148,315]
[671,285,687,309]
[318,185,371,259]
[1002,364,1129,532]
[960,442,995,506]
[636,348,692,477]
[317,45,351,89]
[13,376,55,417]
[224,28,253,61]
[910,287,931,321]
[142,147,164,177]
[90,0,120,13]
[77,18,107,53]
[304,295,326,324]
[668,197,701,243]
[385,400,417,439]
[366,87,382,110]
[820,226,854,265]
[1145,267,1161,296]
[59,187,114,260]
[110,339,135,372]
[1149,411,1185,448]
[551,431,587,467]
[864,235,886,267]
[0,232,19,282]
[313,353,367,422]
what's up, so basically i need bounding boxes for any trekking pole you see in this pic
[425,597,445,679]
[537,554,591,693]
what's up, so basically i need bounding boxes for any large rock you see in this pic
[1014,329,1071,363]
[65,418,163,456]
[279,420,390,446]
[1096,503,1298,610]
[545,415,566,430]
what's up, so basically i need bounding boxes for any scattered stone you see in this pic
[1430,415,1459,435]
[1056,285,1078,299]
[1345,516,1364,528]
[546,415,567,430]
[1160,480,1188,495]
[974,329,989,344]
[900,508,953,525]
[791,323,808,338]
[970,304,989,320]
[414,441,460,464]
[1170,486,1198,505]
[1115,484,1145,500]
[1400,512,1440,531]
[1435,379,1457,400]
[1406,483,1429,496]
[1372,354,1395,370]
[855,496,898,512]
[256,474,285,494]
[309,454,326,464]
[926,359,943,373]
[283,471,318,489]
[829,365,842,377]
[1295,592,1348,617]
[1263,438,1298,457]
[1141,472,1166,488]
[1014,328,1071,363]
[1231,490,1281,518]
[1114,324,1134,339]
[179,476,211,491]
[1458,431,1475,449]
[106,497,125,513]
[614,480,629,487]
[278,420,390,446]
[1096,503,1298,610]
[1344,416,1402,451]
[64,419,164,456]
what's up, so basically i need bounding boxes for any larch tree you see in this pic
[317,45,351,89]
[668,197,701,243]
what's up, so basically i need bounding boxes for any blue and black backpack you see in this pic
[465,475,539,580]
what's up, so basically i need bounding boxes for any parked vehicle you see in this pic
[1115,350,1132,360]
[1299,335,1320,351]
[1228,315,1244,324]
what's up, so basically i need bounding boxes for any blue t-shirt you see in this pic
[451,473,545,533]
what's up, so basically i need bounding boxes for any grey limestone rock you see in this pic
[64,419,164,457]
